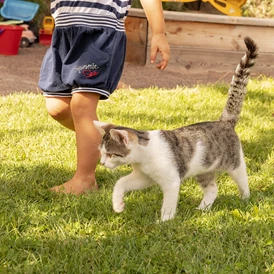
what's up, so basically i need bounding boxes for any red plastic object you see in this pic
[39,29,52,46]
[0,25,23,55]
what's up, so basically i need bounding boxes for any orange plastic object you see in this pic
[42,16,54,35]
[39,16,54,45]
[203,0,246,16]
[161,0,246,16]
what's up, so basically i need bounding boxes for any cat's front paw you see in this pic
[113,201,125,213]
[161,212,175,222]
[240,190,250,200]
[197,200,213,211]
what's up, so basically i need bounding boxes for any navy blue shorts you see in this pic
[38,26,126,100]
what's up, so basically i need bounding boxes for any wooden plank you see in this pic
[125,43,147,65]
[128,8,147,18]
[125,16,147,44]
[129,9,274,53]
[146,46,274,76]
[162,10,274,27]
[125,16,148,65]
[126,9,274,76]
[148,20,274,53]
[128,8,274,27]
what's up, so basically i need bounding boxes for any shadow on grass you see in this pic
[1,162,274,272]
[0,161,198,225]
[241,124,274,167]
[0,162,125,195]
[1,140,273,222]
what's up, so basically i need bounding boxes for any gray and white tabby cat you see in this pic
[94,36,258,222]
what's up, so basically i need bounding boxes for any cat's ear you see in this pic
[110,129,130,146]
[93,120,106,137]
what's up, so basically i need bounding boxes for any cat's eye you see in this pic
[114,153,123,157]
[107,153,123,158]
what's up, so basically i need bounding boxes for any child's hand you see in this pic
[150,33,170,70]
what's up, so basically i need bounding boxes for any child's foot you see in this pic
[50,176,98,195]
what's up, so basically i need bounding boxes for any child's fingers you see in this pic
[150,45,158,65]
[150,46,170,70]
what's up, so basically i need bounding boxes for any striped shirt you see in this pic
[51,0,132,31]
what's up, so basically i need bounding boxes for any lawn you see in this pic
[0,77,273,273]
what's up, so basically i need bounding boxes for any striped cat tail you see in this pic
[220,36,259,127]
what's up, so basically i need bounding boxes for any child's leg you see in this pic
[46,97,74,130]
[45,92,101,194]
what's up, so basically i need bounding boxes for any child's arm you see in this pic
[140,0,170,70]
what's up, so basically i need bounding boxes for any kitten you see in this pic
[94,37,258,222]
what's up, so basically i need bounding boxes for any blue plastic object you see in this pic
[0,0,39,22]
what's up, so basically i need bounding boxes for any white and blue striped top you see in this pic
[51,0,132,31]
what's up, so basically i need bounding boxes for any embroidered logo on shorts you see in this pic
[74,63,99,78]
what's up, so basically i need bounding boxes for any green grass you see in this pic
[0,77,274,273]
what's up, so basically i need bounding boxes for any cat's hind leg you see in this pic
[227,151,250,199]
[196,173,218,210]
[112,169,154,213]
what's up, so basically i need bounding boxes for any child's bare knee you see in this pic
[45,97,71,121]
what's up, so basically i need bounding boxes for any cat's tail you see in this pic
[220,36,259,127]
